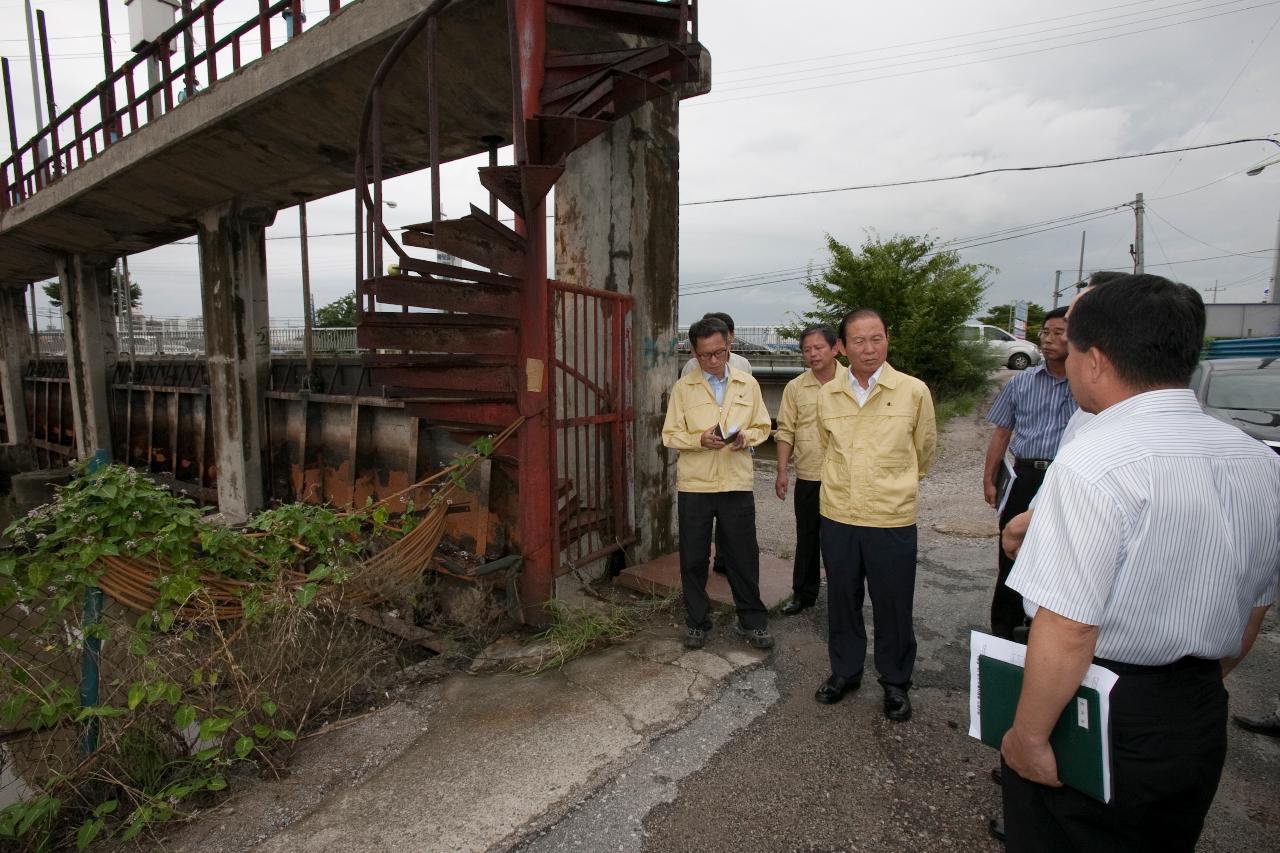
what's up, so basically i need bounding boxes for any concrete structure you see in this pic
[197,201,275,521]
[1204,302,1280,339]
[55,255,118,457]
[0,288,31,445]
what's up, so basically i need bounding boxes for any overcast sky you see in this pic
[3,0,1278,329]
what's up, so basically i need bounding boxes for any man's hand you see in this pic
[730,431,749,451]
[1001,726,1062,788]
[699,425,726,450]
[984,478,998,507]
[1002,510,1033,559]
[775,472,788,500]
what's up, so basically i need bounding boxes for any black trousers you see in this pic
[678,491,767,631]
[991,463,1048,640]
[820,518,917,686]
[1002,657,1227,853]
[791,478,823,604]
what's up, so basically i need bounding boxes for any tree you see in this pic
[793,233,994,399]
[977,301,1047,344]
[43,269,141,316]
[314,292,357,328]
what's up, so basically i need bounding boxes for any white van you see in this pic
[961,322,1042,370]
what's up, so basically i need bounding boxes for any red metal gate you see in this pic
[549,280,634,575]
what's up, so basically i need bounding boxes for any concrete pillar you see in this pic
[555,93,681,563]
[0,288,33,445]
[197,201,274,522]
[56,255,119,458]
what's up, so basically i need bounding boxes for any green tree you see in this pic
[314,292,357,327]
[794,233,994,399]
[977,301,1047,344]
[43,270,141,316]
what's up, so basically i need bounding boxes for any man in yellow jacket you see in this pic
[662,317,774,651]
[814,308,936,721]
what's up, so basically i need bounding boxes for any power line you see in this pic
[683,137,1280,206]
[714,0,1260,91]
[695,2,1280,106]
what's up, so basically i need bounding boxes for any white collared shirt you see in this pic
[703,366,730,407]
[1009,388,1280,665]
[849,364,884,407]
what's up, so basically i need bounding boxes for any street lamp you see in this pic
[1247,158,1280,303]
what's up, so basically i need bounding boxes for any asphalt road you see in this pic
[513,377,1280,853]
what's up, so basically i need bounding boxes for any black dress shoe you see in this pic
[814,674,859,704]
[1233,711,1280,737]
[988,816,1006,843]
[883,684,912,721]
[780,599,814,616]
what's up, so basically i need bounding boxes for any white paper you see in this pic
[967,630,1120,802]
[995,454,1017,516]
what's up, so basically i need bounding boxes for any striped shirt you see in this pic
[986,363,1077,460]
[1008,388,1280,665]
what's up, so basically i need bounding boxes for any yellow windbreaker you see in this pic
[816,362,937,527]
[775,363,847,482]
[661,366,772,493]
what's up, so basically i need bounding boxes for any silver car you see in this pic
[961,322,1043,370]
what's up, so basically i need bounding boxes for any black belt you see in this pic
[1014,458,1052,471]
[1093,656,1219,676]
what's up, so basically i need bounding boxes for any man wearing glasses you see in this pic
[662,317,774,651]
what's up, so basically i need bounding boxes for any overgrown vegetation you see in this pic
[528,594,678,673]
[788,233,997,402]
[0,439,494,851]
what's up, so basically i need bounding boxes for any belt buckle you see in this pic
[1034,460,1049,470]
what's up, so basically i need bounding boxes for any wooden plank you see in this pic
[348,605,445,653]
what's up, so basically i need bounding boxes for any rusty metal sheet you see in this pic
[362,275,520,319]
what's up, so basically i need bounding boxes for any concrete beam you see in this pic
[198,201,275,522]
[555,94,681,564]
[0,288,33,445]
[56,255,119,459]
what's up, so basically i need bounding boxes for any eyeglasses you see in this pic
[695,348,729,363]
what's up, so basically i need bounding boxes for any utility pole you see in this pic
[1131,192,1145,274]
[23,0,47,165]
[299,200,315,386]
[1051,270,1063,308]
[1203,281,1224,304]
[1076,231,1087,290]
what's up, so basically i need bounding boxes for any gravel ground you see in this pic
[518,372,1280,853]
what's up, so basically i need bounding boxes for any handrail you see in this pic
[353,0,456,299]
[1,0,346,211]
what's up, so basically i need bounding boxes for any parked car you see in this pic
[961,322,1042,370]
[1189,357,1280,454]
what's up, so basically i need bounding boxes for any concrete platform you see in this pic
[615,551,794,609]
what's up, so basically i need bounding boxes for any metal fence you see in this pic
[32,325,358,357]
[676,325,797,353]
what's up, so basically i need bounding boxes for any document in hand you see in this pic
[994,454,1016,516]
[967,631,1119,803]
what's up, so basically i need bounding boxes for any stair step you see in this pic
[393,256,522,289]
[402,207,528,277]
[476,164,564,220]
[372,364,516,395]
[360,275,520,320]
[542,44,691,101]
[356,313,518,355]
[547,0,687,41]
[526,114,612,165]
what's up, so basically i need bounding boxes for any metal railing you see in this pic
[2,0,350,211]
[32,325,357,357]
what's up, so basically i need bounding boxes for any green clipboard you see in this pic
[977,655,1110,803]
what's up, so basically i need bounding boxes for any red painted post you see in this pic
[514,0,554,625]
[258,0,271,57]
[204,6,218,84]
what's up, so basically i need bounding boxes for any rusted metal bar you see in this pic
[160,44,174,112]
[290,0,304,37]
[97,0,119,146]
[506,0,529,165]
[204,4,219,84]
[122,74,137,135]
[329,0,340,13]
[2,58,19,164]
[181,0,198,99]
[299,201,315,386]
[427,16,441,228]
[36,11,60,177]
[371,87,383,277]
[610,301,626,540]
[258,0,271,57]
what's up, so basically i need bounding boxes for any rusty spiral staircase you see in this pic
[353,0,701,622]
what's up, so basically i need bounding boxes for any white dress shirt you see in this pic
[1009,389,1280,665]
[849,364,884,407]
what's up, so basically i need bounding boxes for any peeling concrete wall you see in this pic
[555,95,680,564]
[0,289,32,445]
[56,255,119,458]
[197,201,274,522]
